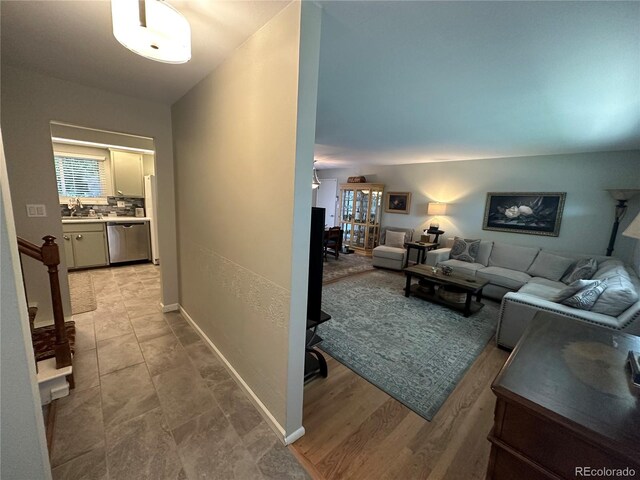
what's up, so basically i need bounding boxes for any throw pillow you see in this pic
[561,258,598,284]
[526,251,575,282]
[450,237,481,263]
[590,273,639,316]
[551,279,601,303]
[385,230,406,248]
[562,280,608,310]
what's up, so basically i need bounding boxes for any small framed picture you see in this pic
[385,192,411,214]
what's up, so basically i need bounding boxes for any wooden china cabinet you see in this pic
[338,183,384,254]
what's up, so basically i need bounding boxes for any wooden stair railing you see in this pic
[17,235,73,374]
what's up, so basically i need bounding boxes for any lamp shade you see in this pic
[622,212,640,240]
[427,202,447,216]
[606,189,640,201]
[112,0,191,64]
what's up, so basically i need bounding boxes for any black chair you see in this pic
[323,227,343,260]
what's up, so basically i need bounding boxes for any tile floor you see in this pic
[52,263,309,480]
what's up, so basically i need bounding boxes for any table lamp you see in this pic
[426,202,447,244]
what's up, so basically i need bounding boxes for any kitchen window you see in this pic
[54,153,111,204]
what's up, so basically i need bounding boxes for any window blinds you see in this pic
[54,155,108,198]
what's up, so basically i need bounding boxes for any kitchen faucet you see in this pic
[68,197,83,216]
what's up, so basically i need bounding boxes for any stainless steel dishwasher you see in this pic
[107,221,151,264]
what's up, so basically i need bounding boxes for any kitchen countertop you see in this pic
[61,216,151,224]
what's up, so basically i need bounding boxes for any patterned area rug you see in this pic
[33,321,76,361]
[68,271,97,315]
[318,270,498,420]
[323,253,375,284]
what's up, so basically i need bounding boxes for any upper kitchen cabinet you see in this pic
[111,150,144,197]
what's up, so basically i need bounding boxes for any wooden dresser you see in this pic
[487,313,640,480]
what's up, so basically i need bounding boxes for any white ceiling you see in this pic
[1,0,289,104]
[314,1,640,168]
[2,1,639,168]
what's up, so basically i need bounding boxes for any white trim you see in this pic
[51,136,155,154]
[284,426,306,445]
[161,302,179,312]
[53,150,106,161]
[179,305,289,444]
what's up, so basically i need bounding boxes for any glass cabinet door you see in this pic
[353,224,366,248]
[366,225,379,249]
[341,189,354,222]
[342,222,352,246]
[369,190,382,226]
[354,189,367,223]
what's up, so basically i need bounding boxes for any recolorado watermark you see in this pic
[575,466,636,477]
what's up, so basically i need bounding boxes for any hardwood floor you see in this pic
[291,340,509,480]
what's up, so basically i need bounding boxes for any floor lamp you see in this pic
[605,190,640,256]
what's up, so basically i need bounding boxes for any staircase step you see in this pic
[32,321,76,362]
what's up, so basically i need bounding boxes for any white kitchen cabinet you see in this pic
[111,150,144,197]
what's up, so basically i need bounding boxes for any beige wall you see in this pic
[1,132,52,480]
[172,1,320,436]
[1,66,179,323]
[319,150,640,263]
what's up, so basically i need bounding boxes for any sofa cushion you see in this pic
[551,279,602,302]
[592,261,627,281]
[475,241,493,266]
[561,258,598,284]
[562,280,608,310]
[385,230,406,248]
[590,273,639,316]
[519,277,566,300]
[437,259,484,278]
[380,227,413,246]
[450,237,481,263]
[526,251,574,281]
[373,245,406,261]
[488,243,540,272]
[476,266,532,290]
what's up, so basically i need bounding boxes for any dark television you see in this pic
[307,207,325,322]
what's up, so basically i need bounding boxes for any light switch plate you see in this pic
[26,204,47,217]
[117,200,126,208]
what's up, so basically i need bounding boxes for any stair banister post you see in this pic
[41,235,72,370]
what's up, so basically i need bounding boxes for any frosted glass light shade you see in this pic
[312,168,321,189]
[111,0,191,64]
[622,212,640,240]
[606,189,640,201]
[427,202,447,216]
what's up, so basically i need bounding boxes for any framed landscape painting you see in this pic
[385,192,411,214]
[482,192,566,236]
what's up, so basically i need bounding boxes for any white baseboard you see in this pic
[161,303,179,313]
[37,358,71,405]
[284,426,306,445]
[179,305,293,444]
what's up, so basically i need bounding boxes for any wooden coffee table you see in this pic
[404,264,489,317]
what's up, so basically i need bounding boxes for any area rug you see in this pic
[68,271,97,315]
[323,253,375,284]
[318,270,498,420]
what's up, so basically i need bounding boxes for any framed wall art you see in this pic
[385,192,411,214]
[482,192,566,236]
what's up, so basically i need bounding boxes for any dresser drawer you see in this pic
[493,399,637,478]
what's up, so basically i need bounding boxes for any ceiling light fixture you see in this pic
[312,161,321,189]
[111,0,191,64]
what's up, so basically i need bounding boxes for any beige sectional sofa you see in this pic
[426,240,640,349]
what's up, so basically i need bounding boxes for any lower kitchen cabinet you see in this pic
[63,223,109,269]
